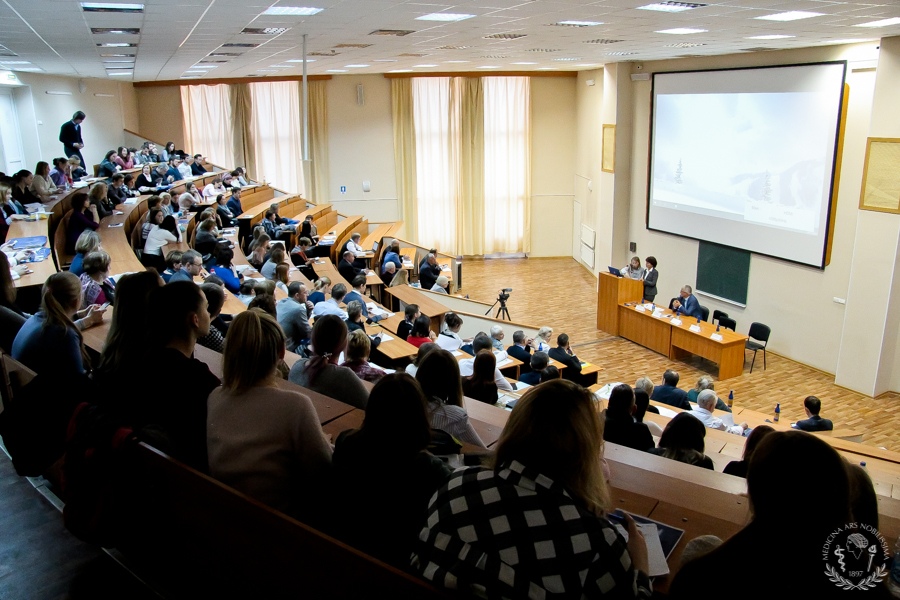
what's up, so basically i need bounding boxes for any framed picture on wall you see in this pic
[602,124,615,173]
[859,137,900,214]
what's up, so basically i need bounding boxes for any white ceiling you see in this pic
[0,0,896,81]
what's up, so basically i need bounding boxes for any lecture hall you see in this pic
[2,0,900,597]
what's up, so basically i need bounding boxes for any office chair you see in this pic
[699,305,710,322]
[745,322,771,373]
[718,317,737,331]
[712,309,729,325]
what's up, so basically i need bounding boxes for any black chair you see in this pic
[0,306,26,354]
[699,305,710,322]
[712,309,729,325]
[745,322,771,373]
[718,317,737,331]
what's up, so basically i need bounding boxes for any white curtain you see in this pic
[483,77,530,253]
[249,81,305,195]
[413,77,455,251]
[180,84,235,169]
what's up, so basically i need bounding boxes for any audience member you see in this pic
[30,162,58,202]
[506,330,534,372]
[338,250,362,283]
[248,293,277,319]
[519,352,549,385]
[273,263,290,295]
[208,309,332,520]
[79,250,115,308]
[289,236,317,279]
[603,384,655,451]
[276,282,312,353]
[458,333,513,392]
[209,245,241,293]
[88,181,114,220]
[214,194,237,227]
[648,413,715,470]
[65,193,99,256]
[194,218,219,257]
[418,253,442,291]
[161,250,183,284]
[226,187,243,216]
[112,146,134,170]
[311,282,348,320]
[540,365,559,382]
[634,389,663,436]
[430,275,449,294]
[791,396,834,432]
[412,379,651,598]
[651,369,691,410]
[405,342,436,378]
[462,351,499,405]
[723,425,774,478]
[345,301,381,352]
[488,325,505,350]
[307,276,330,305]
[405,314,436,348]
[687,376,731,412]
[11,170,40,208]
[344,274,380,322]
[380,261,398,286]
[144,214,181,271]
[69,230,101,276]
[670,432,854,598]
[0,252,26,315]
[381,239,403,273]
[98,150,119,178]
[397,304,419,341]
[548,332,585,385]
[49,158,69,188]
[534,326,553,353]
[435,312,468,351]
[168,249,202,283]
[69,156,88,181]
[342,329,385,383]
[196,282,226,352]
[415,349,485,448]
[288,314,368,409]
[332,374,451,566]
[689,390,750,436]
[343,232,368,268]
[247,232,270,270]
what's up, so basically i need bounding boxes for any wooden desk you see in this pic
[100,203,145,277]
[669,318,748,381]
[383,285,448,334]
[363,322,418,362]
[8,218,57,288]
[617,304,672,355]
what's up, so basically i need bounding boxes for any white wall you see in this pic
[12,73,138,169]
[576,43,881,374]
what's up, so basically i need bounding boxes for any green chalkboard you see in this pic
[696,241,750,306]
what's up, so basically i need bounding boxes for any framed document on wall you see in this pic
[602,124,615,173]
[859,137,900,214]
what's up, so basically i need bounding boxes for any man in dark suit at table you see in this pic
[651,369,692,410]
[548,333,585,385]
[59,111,86,165]
[672,284,703,320]
[418,252,442,291]
[792,396,834,432]
[339,250,362,284]
[507,330,535,374]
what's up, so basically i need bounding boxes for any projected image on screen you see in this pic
[647,62,846,268]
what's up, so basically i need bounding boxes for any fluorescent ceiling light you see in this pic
[344,64,369,68]
[15,68,42,71]
[656,28,707,34]
[577,63,599,67]
[108,71,132,76]
[191,66,217,69]
[552,57,581,61]
[477,65,500,69]
[90,27,140,34]
[94,93,115,97]
[443,60,469,63]
[261,6,323,16]
[286,59,315,62]
[326,69,348,72]
[755,11,823,22]
[81,2,143,12]
[184,71,205,74]
[0,61,31,64]
[511,62,537,65]
[746,34,795,40]
[637,2,706,13]
[556,20,603,26]
[389,69,413,73]
[100,53,134,57]
[241,27,289,35]
[103,59,134,63]
[270,64,292,68]
[45,90,72,95]
[416,13,475,22]
[413,64,437,67]
[855,17,900,28]
[97,42,136,47]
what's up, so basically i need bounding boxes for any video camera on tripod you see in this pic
[487,288,513,321]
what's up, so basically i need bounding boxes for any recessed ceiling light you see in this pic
[286,59,315,63]
[326,69,348,73]
[344,64,369,68]
[97,42,136,47]
[369,29,415,36]
[108,71,132,76]
[209,52,241,57]
[755,11,823,22]
[656,28,707,34]
[576,63,599,67]
[333,43,372,49]
[100,53,134,57]
[241,27,290,35]
[256,69,278,73]
[663,42,707,47]
[746,34,795,40]
[637,2,706,12]
[191,65,217,69]
[184,71,205,74]
[584,39,623,45]
[484,33,526,40]
[261,6,323,16]
[90,28,140,34]
[0,61,31,64]
[103,59,135,63]
[552,57,581,61]
[435,45,469,50]
[413,64,438,67]
[389,69,413,73]
[443,60,469,63]
[553,20,603,27]
[511,62,537,65]
[477,65,500,69]
[416,13,475,22]
[855,17,900,28]
[81,2,143,12]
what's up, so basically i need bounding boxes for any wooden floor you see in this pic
[457,257,900,453]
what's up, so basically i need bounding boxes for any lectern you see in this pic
[596,272,644,335]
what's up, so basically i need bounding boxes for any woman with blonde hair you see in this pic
[69,155,88,181]
[89,181,113,219]
[30,161,58,202]
[535,325,553,353]
[11,271,104,377]
[342,329,384,383]
[273,263,290,295]
[413,379,651,598]
[79,250,115,307]
[261,245,285,280]
[308,276,330,305]
[288,314,369,409]
[248,232,271,270]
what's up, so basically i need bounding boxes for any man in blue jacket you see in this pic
[672,284,703,320]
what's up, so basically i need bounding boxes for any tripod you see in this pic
[486,296,511,321]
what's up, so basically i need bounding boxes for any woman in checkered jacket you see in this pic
[412,379,652,599]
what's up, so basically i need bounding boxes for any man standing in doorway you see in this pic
[60,111,86,164]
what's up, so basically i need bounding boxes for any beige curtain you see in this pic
[452,77,484,256]
[483,77,531,253]
[303,80,330,204]
[229,83,257,180]
[180,84,235,169]
[391,78,418,242]
[249,81,305,195]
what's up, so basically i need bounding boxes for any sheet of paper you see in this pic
[611,523,669,577]
[451,350,463,356]
[124,198,137,205]
[496,358,513,368]
[374,333,394,342]
[720,412,735,428]
[656,406,679,418]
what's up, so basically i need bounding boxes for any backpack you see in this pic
[62,401,139,547]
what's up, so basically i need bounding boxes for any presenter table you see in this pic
[617,303,749,381]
